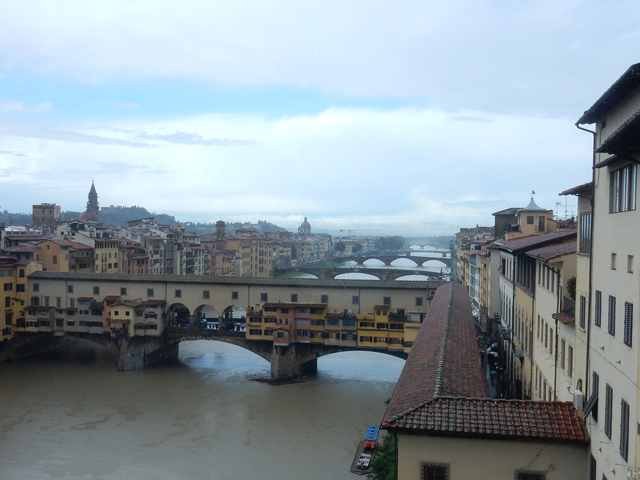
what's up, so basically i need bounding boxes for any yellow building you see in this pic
[0,257,18,342]
[95,239,121,273]
[105,300,137,337]
[36,239,94,273]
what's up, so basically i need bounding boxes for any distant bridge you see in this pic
[285,266,446,281]
[334,254,452,269]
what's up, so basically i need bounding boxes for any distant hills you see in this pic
[0,205,289,234]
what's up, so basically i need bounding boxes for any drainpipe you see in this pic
[511,252,517,398]
[553,267,560,401]
[575,122,597,396]
[529,263,536,400]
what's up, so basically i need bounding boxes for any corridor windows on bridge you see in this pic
[67,284,73,293]
[321,294,328,304]
[291,293,298,303]
[175,289,182,298]
[203,290,210,299]
[352,295,359,305]
[93,286,100,295]
[121,287,127,296]
[260,292,268,302]
[383,296,391,306]
[33,283,39,292]
[147,288,154,298]
[232,291,239,300]
[415,296,423,307]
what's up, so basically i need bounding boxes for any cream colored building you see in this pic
[577,63,640,479]
[559,182,593,397]
[529,242,577,402]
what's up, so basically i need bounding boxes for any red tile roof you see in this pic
[384,397,588,445]
[380,283,589,445]
[526,241,576,261]
[382,283,487,424]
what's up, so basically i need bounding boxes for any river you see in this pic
[0,341,403,480]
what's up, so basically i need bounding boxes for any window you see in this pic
[291,293,298,303]
[516,472,545,480]
[33,283,39,292]
[383,296,391,306]
[560,339,566,369]
[422,463,449,480]
[52,255,58,265]
[608,295,616,336]
[579,212,592,254]
[44,296,50,306]
[628,255,634,274]
[67,284,73,293]
[121,287,127,296]
[620,398,630,461]
[605,384,613,439]
[595,290,602,327]
[352,295,359,305]
[568,346,573,377]
[592,371,599,422]
[321,294,328,304]
[260,292,268,302]
[175,289,182,298]
[203,290,210,299]
[609,163,637,213]
[18,269,24,278]
[624,302,633,347]
[232,291,239,300]
[538,216,545,232]
[56,297,61,308]
[147,288,154,298]
[589,455,597,480]
[580,295,586,329]
[5,297,11,308]
[527,215,534,224]
[416,296,423,307]
[93,286,100,295]
[549,328,554,354]
[611,253,617,270]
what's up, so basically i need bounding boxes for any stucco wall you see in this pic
[397,434,588,480]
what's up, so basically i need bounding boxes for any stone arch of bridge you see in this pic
[316,346,407,361]
[333,272,382,281]
[166,302,191,328]
[174,336,273,362]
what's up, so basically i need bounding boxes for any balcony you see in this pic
[553,296,575,325]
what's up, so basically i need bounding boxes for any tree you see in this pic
[369,433,397,480]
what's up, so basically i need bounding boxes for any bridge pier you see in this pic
[114,337,179,371]
[270,344,318,381]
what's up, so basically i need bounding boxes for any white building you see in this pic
[577,63,640,480]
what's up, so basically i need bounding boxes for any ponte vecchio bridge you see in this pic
[4,272,442,380]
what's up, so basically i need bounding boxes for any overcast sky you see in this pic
[1,1,639,235]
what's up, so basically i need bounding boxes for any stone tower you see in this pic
[84,181,99,221]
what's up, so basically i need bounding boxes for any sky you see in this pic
[1,1,639,235]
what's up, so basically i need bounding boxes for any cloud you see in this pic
[0,127,152,147]
[0,100,53,113]
[0,106,586,234]
[136,131,256,146]
[0,149,27,157]
[1,1,639,115]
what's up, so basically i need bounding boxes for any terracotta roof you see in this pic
[526,241,576,261]
[382,283,487,424]
[493,230,576,253]
[579,63,640,124]
[384,397,588,445]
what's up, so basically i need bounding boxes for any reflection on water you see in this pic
[0,341,403,480]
